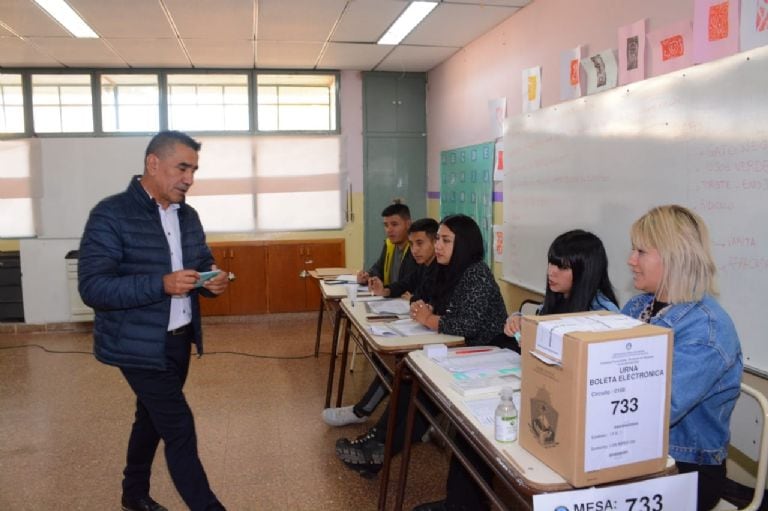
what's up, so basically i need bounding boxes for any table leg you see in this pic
[394,370,419,511]
[324,307,344,409]
[378,357,406,511]
[335,320,352,408]
[314,296,325,357]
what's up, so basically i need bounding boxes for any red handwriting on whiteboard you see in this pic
[728,256,768,272]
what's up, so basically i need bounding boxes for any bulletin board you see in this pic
[440,142,494,265]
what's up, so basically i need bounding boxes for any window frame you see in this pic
[0,68,341,139]
[0,72,26,135]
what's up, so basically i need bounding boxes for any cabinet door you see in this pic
[364,73,398,133]
[363,136,426,268]
[395,75,426,133]
[266,244,305,312]
[229,245,267,314]
[303,241,345,310]
[199,246,230,316]
[364,72,426,134]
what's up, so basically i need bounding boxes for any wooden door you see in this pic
[229,245,267,314]
[266,244,304,312]
[199,246,230,316]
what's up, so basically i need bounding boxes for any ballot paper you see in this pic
[435,348,522,396]
[368,319,436,337]
[366,299,411,315]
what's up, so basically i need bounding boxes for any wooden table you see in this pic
[308,268,354,359]
[325,297,463,410]
[388,350,679,511]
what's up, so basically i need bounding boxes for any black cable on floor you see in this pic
[0,343,335,360]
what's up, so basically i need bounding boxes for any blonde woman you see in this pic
[622,205,742,511]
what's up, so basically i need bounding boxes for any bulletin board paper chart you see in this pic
[502,44,768,374]
[440,142,494,265]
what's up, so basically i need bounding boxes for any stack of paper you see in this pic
[435,348,522,396]
[368,319,436,337]
[366,300,410,315]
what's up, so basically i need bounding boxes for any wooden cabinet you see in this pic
[199,243,267,316]
[200,239,344,316]
[267,240,345,312]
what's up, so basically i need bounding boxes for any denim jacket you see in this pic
[591,290,620,313]
[535,290,620,314]
[622,293,742,465]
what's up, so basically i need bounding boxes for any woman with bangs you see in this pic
[622,205,742,511]
[504,229,619,340]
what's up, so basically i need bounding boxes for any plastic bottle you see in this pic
[494,386,518,442]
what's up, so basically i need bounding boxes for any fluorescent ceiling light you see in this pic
[32,0,99,38]
[378,1,438,45]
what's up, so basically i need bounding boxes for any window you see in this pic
[186,137,255,232]
[257,74,337,131]
[101,74,159,132]
[253,136,343,230]
[31,74,93,133]
[186,135,344,232]
[167,74,249,131]
[0,74,24,134]
[0,139,36,237]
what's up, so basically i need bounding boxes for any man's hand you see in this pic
[202,265,228,295]
[356,270,370,285]
[368,276,389,297]
[163,269,198,296]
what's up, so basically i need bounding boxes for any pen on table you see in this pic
[453,348,494,356]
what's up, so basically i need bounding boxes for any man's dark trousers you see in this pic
[120,326,223,511]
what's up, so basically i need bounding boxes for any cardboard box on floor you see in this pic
[519,311,672,487]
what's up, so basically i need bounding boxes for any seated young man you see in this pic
[356,202,417,289]
[322,218,439,427]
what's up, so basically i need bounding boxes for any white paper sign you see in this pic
[584,334,669,472]
[533,472,697,511]
[534,315,643,363]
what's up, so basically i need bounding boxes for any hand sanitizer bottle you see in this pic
[495,386,518,443]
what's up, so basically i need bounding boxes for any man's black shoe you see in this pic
[121,495,169,511]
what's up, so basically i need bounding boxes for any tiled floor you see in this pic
[0,313,450,510]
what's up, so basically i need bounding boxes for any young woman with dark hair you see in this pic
[505,229,619,340]
[410,214,507,345]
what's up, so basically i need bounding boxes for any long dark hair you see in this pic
[540,230,618,314]
[431,215,485,314]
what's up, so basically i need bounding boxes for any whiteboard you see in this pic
[503,45,768,374]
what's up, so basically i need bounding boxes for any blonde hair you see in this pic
[630,205,717,303]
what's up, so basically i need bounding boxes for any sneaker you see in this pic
[322,405,369,427]
[335,428,385,466]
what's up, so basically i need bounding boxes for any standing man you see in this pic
[79,131,227,511]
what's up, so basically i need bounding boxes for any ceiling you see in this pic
[0,0,531,72]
